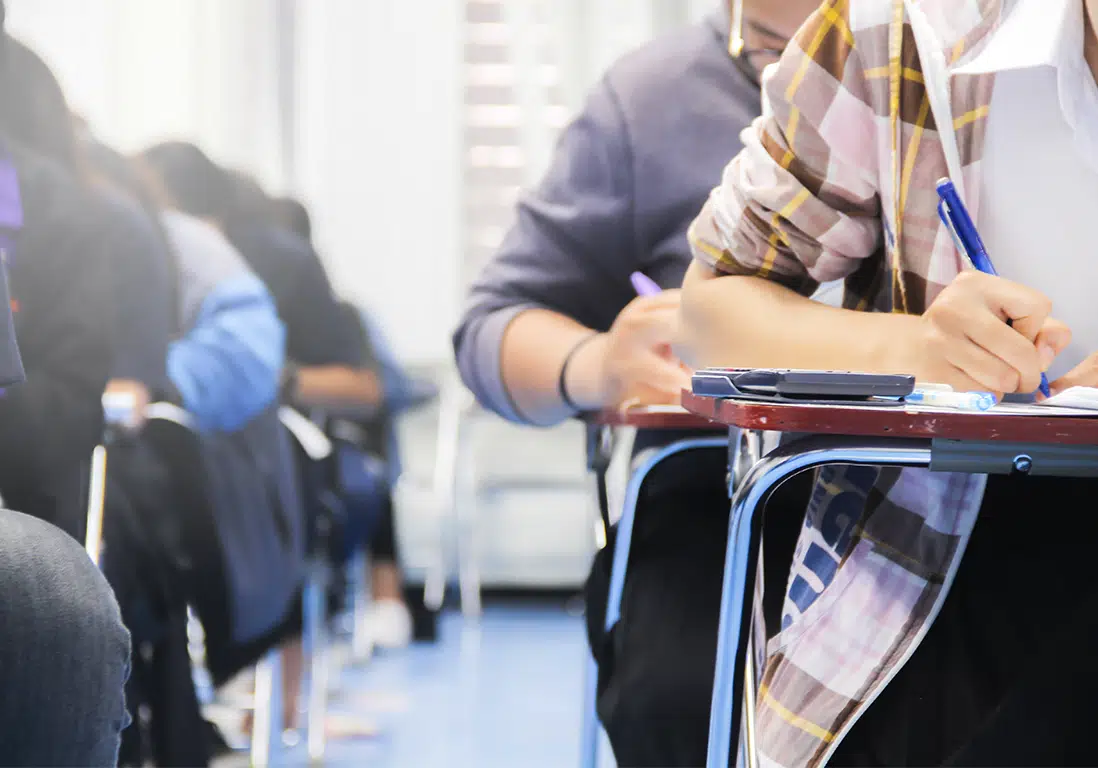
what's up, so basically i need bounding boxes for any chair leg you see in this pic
[85,444,108,565]
[454,413,481,619]
[304,559,330,764]
[250,649,283,767]
[580,652,601,768]
[349,552,374,662]
[425,388,462,611]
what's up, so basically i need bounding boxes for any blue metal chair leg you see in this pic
[705,435,933,768]
[580,651,601,768]
[303,557,330,764]
[251,648,283,767]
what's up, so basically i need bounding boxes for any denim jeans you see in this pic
[0,508,131,767]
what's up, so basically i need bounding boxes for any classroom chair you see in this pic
[580,417,729,768]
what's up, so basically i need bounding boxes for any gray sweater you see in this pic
[454,8,764,422]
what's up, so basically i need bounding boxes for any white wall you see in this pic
[6,0,705,368]
[294,0,463,367]
[5,0,287,191]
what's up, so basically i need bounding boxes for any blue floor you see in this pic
[314,601,597,768]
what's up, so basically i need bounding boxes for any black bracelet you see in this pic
[279,361,300,404]
[558,333,600,412]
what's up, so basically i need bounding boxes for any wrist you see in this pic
[866,312,924,376]
[562,333,610,411]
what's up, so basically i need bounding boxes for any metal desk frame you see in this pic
[703,422,1098,768]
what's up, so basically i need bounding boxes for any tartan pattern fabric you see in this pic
[690,1,1008,764]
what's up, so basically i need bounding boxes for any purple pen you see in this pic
[630,271,662,297]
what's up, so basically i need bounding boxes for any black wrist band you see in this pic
[280,361,300,403]
[558,333,600,412]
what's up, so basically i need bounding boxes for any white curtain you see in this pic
[5,0,288,191]
[293,0,463,366]
[549,0,710,112]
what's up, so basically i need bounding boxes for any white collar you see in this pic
[954,0,1082,76]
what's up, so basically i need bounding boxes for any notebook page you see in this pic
[1039,387,1098,411]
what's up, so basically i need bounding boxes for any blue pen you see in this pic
[936,178,1051,397]
[630,271,662,297]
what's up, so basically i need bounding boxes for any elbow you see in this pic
[680,263,762,369]
[679,261,723,366]
[453,307,532,424]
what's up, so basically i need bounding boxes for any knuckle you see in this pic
[1033,293,1053,317]
[1000,369,1021,393]
[956,270,980,286]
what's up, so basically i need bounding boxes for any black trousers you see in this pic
[831,474,1098,766]
[584,447,813,768]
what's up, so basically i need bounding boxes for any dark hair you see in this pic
[0,37,87,178]
[273,197,312,243]
[141,141,235,220]
[224,168,277,227]
[80,137,176,215]
[141,142,279,230]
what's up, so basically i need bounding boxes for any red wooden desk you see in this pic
[593,404,724,431]
[680,391,1098,768]
[683,392,1098,445]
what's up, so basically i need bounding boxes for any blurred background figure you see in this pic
[0,1,794,766]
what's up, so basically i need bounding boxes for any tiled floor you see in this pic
[215,599,615,767]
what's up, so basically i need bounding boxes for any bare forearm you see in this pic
[681,267,917,373]
[499,309,608,426]
[295,366,383,417]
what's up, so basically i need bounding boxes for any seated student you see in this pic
[0,115,115,542]
[0,83,131,757]
[140,142,382,416]
[682,0,1098,764]
[99,155,298,762]
[453,1,817,764]
[0,39,293,764]
[1,37,176,425]
[140,145,393,711]
[275,196,419,647]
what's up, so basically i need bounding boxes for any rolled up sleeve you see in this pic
[453,79,636,422]
[688,5,883,297]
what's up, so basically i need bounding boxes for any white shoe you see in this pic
[368,599,413,650]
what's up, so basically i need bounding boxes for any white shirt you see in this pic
[956,0,1098,379]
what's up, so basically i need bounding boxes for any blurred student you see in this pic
[275,196,424,648]
[2,37,176,422]
[683,0,1098,764]
[0,66,117,541]
[145,149,427,641]
[0,37,293,763]
[0,7,131,763]
[141,143,382,416]
[454,1,817,764]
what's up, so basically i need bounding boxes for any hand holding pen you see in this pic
[936,179,1062,397]
[590,273,691,409]
[904,263,1071,398]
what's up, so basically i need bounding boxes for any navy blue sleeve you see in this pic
[0,155,113,500]
[101,194,173,391]
[283,243,362,367]
[229,225,360,368]
[452,79,637,422]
